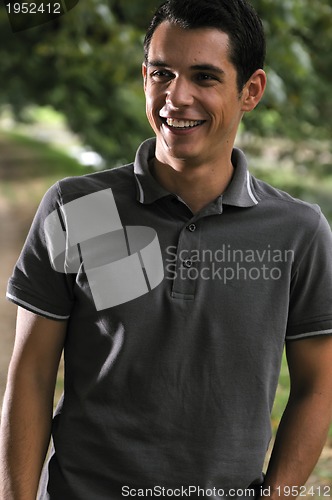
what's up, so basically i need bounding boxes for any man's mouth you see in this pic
[162,118,205,129]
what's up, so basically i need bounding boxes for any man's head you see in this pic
[144,0,266,92]
[142,0,267,168]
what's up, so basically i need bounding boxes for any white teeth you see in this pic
[166,118,203,128]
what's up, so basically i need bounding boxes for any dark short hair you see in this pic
[144,0,266,91]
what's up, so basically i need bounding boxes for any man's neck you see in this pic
[151,155,234,214]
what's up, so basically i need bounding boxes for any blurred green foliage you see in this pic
[0,0,331,164]
[249,0,332,140]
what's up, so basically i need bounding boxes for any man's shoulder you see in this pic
[252,175,322,221]
[248,174,332,245]
[57,162,135,200]
[36,163,137,218]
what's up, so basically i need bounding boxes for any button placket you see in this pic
[171,221,200,300]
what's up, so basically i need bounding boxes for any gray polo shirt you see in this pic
[7,138,332,499]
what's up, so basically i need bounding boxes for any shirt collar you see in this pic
[134,138,259,208]
[134,138,170,204]
[222,148,259,207]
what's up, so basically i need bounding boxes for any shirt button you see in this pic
[183,259,193,268]
[187,223,196,232]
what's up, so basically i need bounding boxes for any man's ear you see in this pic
[241,69,267,112]
[142,62,147,92]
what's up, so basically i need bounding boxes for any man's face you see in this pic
[143,22,248,167]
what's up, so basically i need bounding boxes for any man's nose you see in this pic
[166,77,194,108]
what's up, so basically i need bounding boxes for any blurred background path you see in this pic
[0,126,89,405]
[0,136,37,403]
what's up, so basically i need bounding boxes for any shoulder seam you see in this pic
[253,177,321,215]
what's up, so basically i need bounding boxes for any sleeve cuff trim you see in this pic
[6,293,70,321]
[286,328,332,341]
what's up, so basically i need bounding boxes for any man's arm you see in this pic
[0,307,67,500]
[263,335,332,499]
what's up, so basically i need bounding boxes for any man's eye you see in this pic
[196,73,217,82]
[151,70,172,80]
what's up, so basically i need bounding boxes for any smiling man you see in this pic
[1,1,332,499]
[143,20,266,213]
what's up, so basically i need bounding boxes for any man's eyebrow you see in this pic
[191,64,225,75]
[146,59,169,68]
[146,60,225,75]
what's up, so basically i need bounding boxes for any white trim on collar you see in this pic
[246,171,259,205]
[136,176,145,203]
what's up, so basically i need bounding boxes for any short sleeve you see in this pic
[6,182,75,320]
[286,211,332,340]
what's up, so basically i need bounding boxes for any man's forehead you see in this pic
[149,21,230,46]
[147,22,231,65]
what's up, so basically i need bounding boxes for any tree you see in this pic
[0,0,152,164]
[246,0,332,138]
